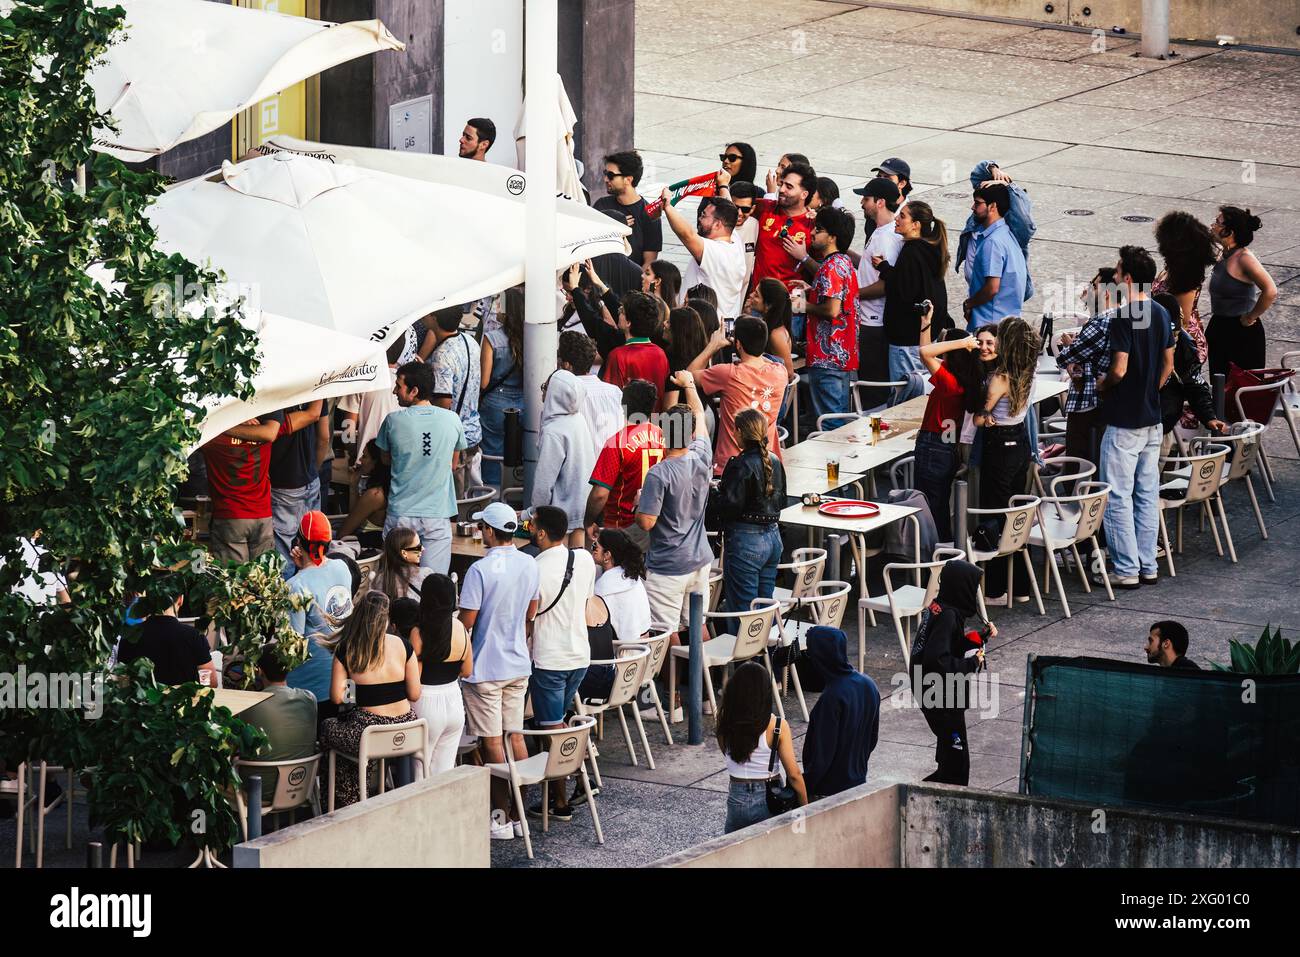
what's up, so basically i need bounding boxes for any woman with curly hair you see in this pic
[1152,211,1216,366]
[972,316,1040,603]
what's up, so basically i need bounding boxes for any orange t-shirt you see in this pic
[697,358,788,475]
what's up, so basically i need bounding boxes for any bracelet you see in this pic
[798,255,810,267]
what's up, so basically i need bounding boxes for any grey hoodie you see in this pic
[530,370,596,531]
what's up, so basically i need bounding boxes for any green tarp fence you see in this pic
[1022,656,1300,827]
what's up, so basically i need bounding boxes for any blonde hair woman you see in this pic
[317,590,421,807]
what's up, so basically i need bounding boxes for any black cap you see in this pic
[872,157,911,180]
[852,177,902,203]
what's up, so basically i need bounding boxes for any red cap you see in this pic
[299,511,332,565]
[964,629,985,647]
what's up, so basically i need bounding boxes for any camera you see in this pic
[913,299,933,317]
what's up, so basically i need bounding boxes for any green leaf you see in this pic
[1228,640,1257,674]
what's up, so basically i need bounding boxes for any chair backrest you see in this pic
[601,644,651,708]
[1167,445,1228,503]
[236,754,322,813]
[709,603,778,661]
[1042,455,1097,498]
[618,625,672,681]
[456,485,498,521]
[708,567,724,612]
[780,547,827,602]
[852,380,906,413]
[355,554,381,592]
[889,456,915,491]
[357,719,428,767]
[970,496,1039,557]
[1233,379,1286,423]
[816,411,866,433]
[1068,481,1109,541]
[1203,422,1264,482]
[800,581,852,630]
[537,715,596,780]
[883,548,966,610]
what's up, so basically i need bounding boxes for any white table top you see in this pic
[779,498,919,535]
[782,464,867,497]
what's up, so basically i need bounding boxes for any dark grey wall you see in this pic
[560,0,636,196]
[372,0,445,150]
[320,0,377,147]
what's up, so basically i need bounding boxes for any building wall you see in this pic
[561,0,637,197]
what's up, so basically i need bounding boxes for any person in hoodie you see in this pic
[527,369,596,546]
[802,626,881,800]
[955,161,1036,302]
[909,560,995,786]
[875,200,953,384]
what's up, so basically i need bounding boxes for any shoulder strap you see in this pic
[483,357,518,396]
[768,717,782,774]
[538,548,577,617]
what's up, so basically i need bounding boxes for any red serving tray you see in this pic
[818,499,881,518]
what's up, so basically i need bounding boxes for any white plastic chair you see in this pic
[1157,442,1231,576]
[1279,350,1300,457]
[966,496,1046,614]
[487,714,602,860]
[1027,482,1113,618]
[667,602,782,722]
[1031,455,1096,507]
[354,553,381,594]
[1205,422,1268,541]
[852,379,908,413]
[619,625,675,745]
[858,548,973,668]
[575,644,656,771]
[1232,378,1289,502]
[766,581,852,720]
[327,718,429,812]
[456,485,499,521]
[235,754,323,840]
[1,761,76,869]
[809,411,866,439]
[889,456,915,491]
[771,547,826,606]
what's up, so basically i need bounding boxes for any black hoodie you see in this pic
[878,237,952,347]
[910,560,985,707]
[802,626,881,798]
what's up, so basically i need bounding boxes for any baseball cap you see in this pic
[473,501,519,534]
[852,177,902,203]
[297,510,333,565]
[872,157,911,180]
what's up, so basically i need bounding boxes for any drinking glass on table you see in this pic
[826,454,839,486]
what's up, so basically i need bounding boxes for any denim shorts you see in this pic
[529,667,587,725]
[725,777,775,834]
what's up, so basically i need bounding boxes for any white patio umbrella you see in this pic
[86,0,403,162]
[147,148,629,355]
[514,73,586,203]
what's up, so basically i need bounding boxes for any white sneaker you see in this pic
[490,810,514,841]
[513,820,524,837]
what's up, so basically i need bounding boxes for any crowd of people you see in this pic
[140,126,1283,841]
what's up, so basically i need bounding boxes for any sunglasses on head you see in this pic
[719,153,743,163]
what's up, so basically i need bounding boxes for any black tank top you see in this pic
[353,641,413,707]
[587,597,616,662]
[420,622,468,686]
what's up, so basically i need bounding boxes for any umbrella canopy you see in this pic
[514,73,586,203]
[87,0,403,161]
[147,147,629,353]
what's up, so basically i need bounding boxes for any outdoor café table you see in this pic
[783,463,867,500]
[786,428,920,496]
[779,499,921,673]
[202,688,272,716]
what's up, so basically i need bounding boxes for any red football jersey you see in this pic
[750,198,815,292]
[602,340,670,410]
[201,413,286,520]
[589,421,666,528]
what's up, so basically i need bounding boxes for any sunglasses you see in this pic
[603,170,625,180]
[401,544,423,553]
[719,153,743,163]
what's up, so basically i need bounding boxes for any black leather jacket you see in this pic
[1161,325,1216,433]
[718,447,787,525]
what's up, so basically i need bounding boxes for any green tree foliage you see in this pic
[0,0,299,852]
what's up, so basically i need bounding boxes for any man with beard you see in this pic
[799,205,858,426]
[594,150,662,267]
[660,186,746,320]
[962,182,1027,330]
[459,118,496,161]
[746,160,818,295]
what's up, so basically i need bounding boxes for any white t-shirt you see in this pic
[858,222,904,327]
[532,546,596,672]
[578,375,624,454]
[684,234,748,319]
[735,216,759,291]
[339,365,401,460]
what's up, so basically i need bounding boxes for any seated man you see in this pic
[117,590,216,686]
[240,644,320,793]
[1145,620,1199,669]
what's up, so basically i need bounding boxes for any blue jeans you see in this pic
[791,311,806,344]
[808,367,852,430]
[725,777,774,833]
[888,344,923,382]
[271,478,320,564]
[384,514,452,575]
[529,667,587,725]
[317,460,332,512]
[480,386,524,486]
[914,430,959,542]
[723,523,783,632]
[1100,424,1162,578]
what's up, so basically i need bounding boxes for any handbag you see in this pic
[765,717,800,815]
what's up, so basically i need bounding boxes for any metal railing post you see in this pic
[687,591,704,745]
[955,480,969,550]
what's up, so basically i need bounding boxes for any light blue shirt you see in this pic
[967,218,1027,329]
[285,558,354,702]
[375,405,466,519]
[460,546,540,683]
